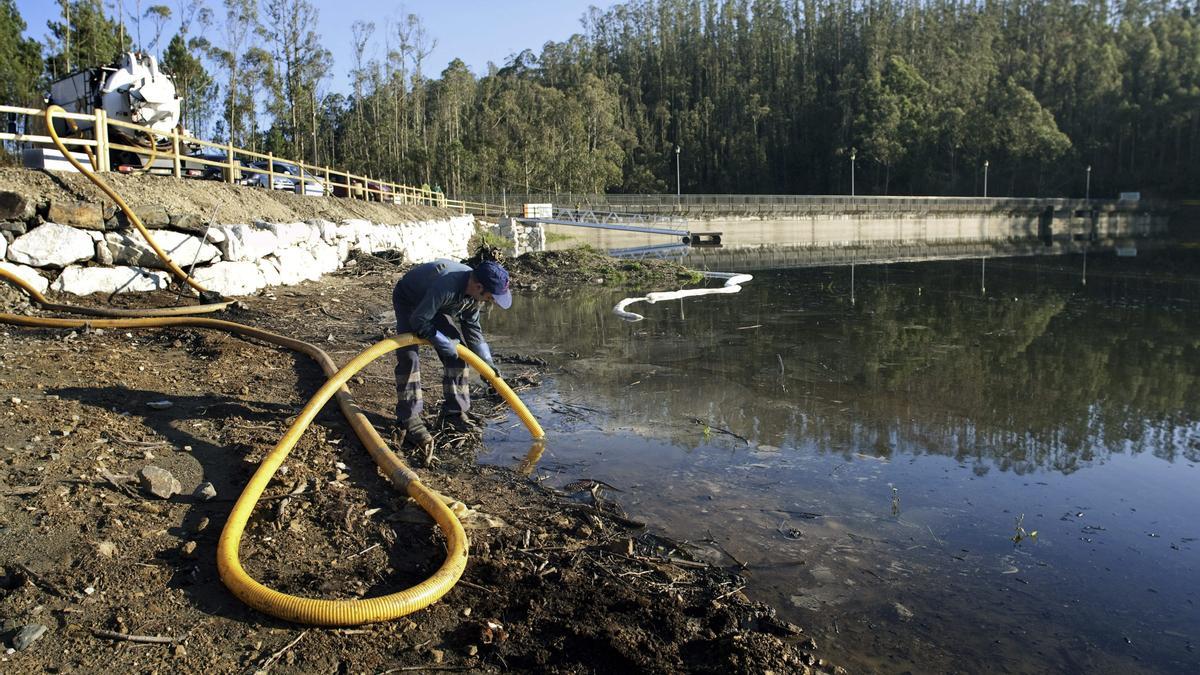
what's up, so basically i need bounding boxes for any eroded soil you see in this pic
[0,253,834,674]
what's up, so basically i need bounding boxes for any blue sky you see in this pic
[16,1,616,89]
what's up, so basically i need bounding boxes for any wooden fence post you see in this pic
[268,152,274,189]
[324,166,330,196]
[172,129,182,179]
[95,110,111,172]
[226,140,235,184]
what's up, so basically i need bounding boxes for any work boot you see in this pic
[438,412,479,434]
[398,417,433,448]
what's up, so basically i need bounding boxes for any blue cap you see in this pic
[475,261,512,309]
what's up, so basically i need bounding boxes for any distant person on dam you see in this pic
[391,259,511,449]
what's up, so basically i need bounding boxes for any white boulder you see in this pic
[7,222,95,268]
[51,265,171,296]
[271,247,323,285]
[0,262,49,294]
[216,224,279,262]
[190,261,265,296]
[104,230,221,269]
[309,219,338,244]
[255,258,282,287]
[261,221,319,251]
[0,233,5,259]
[311,242,341,275]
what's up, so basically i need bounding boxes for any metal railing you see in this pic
[0,104,505,217]
[458,192,1143,215]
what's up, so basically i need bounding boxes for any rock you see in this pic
[139,465,182,499]
[97,541,117,558]
[466,644,478,656]
[7,222,96,268]
[271,247,323,285]
[0,262,49,294]
[0,191,36,221]
[195,482,217,501]
[260,221,319,250]
[103,229,221,269]
[50,266,171,296]
[181,540,197,557]
[255,258,281,287]
[110,203,170,229]
[0,221,28,235]
[308,219,338,243]
[310,242,341,276]
[193,516,210,532]
[13,624,47,651]
[94,237,113,265]
[215,224,279,262]
[46,199,105,230]
[172,644,187,658]
[0,232,5,260]
[146,400,174,409]
[430,649,445,664]
[199,227,226,244]
[168,212,206,233]
[189,261,265,296]
[893,602,914,621]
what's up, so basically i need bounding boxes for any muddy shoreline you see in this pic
[1,251,838,673]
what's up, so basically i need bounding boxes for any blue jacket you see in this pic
[393,259,489,361]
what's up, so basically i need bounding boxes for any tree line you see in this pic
[2,0,1197,198]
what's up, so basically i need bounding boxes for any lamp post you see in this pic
[983,160,989,197]
[1085,164,1091,200]
[675,145,681,197]
[850,147,857,197]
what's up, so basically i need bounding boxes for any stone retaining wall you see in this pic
[2,210,478,297]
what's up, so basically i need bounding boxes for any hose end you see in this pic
[199,290,229,305]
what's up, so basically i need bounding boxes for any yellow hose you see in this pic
[43,105,220,300]
[6,108,546,623]
[0,266,229,317]
[0,306,544,624]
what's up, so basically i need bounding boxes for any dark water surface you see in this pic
[482,252,1200,674]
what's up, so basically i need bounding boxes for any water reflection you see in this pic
[494,254,1200,473]
[483,252,1200,673]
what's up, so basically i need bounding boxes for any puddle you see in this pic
[483,252,1200,673]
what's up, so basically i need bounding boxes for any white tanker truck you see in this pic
[35,51,198,174]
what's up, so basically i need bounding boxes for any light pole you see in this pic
[983,160,989,197]
[1085,164,1091,200]
[850,147,857,197]
[675,145,681,197]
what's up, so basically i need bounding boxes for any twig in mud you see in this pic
[97,471,139,498]
[455,579,490,592]
[92,629,183,644]
[17,563,68,598]
[1,484,42,496]
[715,585,747,601]
[319,306,348,321]
[702,530,749,570]
[350,543,380,558]
[254,630,308,673]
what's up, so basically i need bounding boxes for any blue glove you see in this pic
[474,341,499,378]
[429,331,459,362]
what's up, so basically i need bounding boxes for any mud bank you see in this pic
[0,253,837,673]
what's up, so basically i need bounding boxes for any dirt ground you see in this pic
[0,168,452,225]
[0,248,835,674]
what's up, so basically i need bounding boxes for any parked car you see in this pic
[241,160,327,195]
[188,151,249,181]
[242,160,297,191]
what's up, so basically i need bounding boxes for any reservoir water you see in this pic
[482,251,1200,674]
